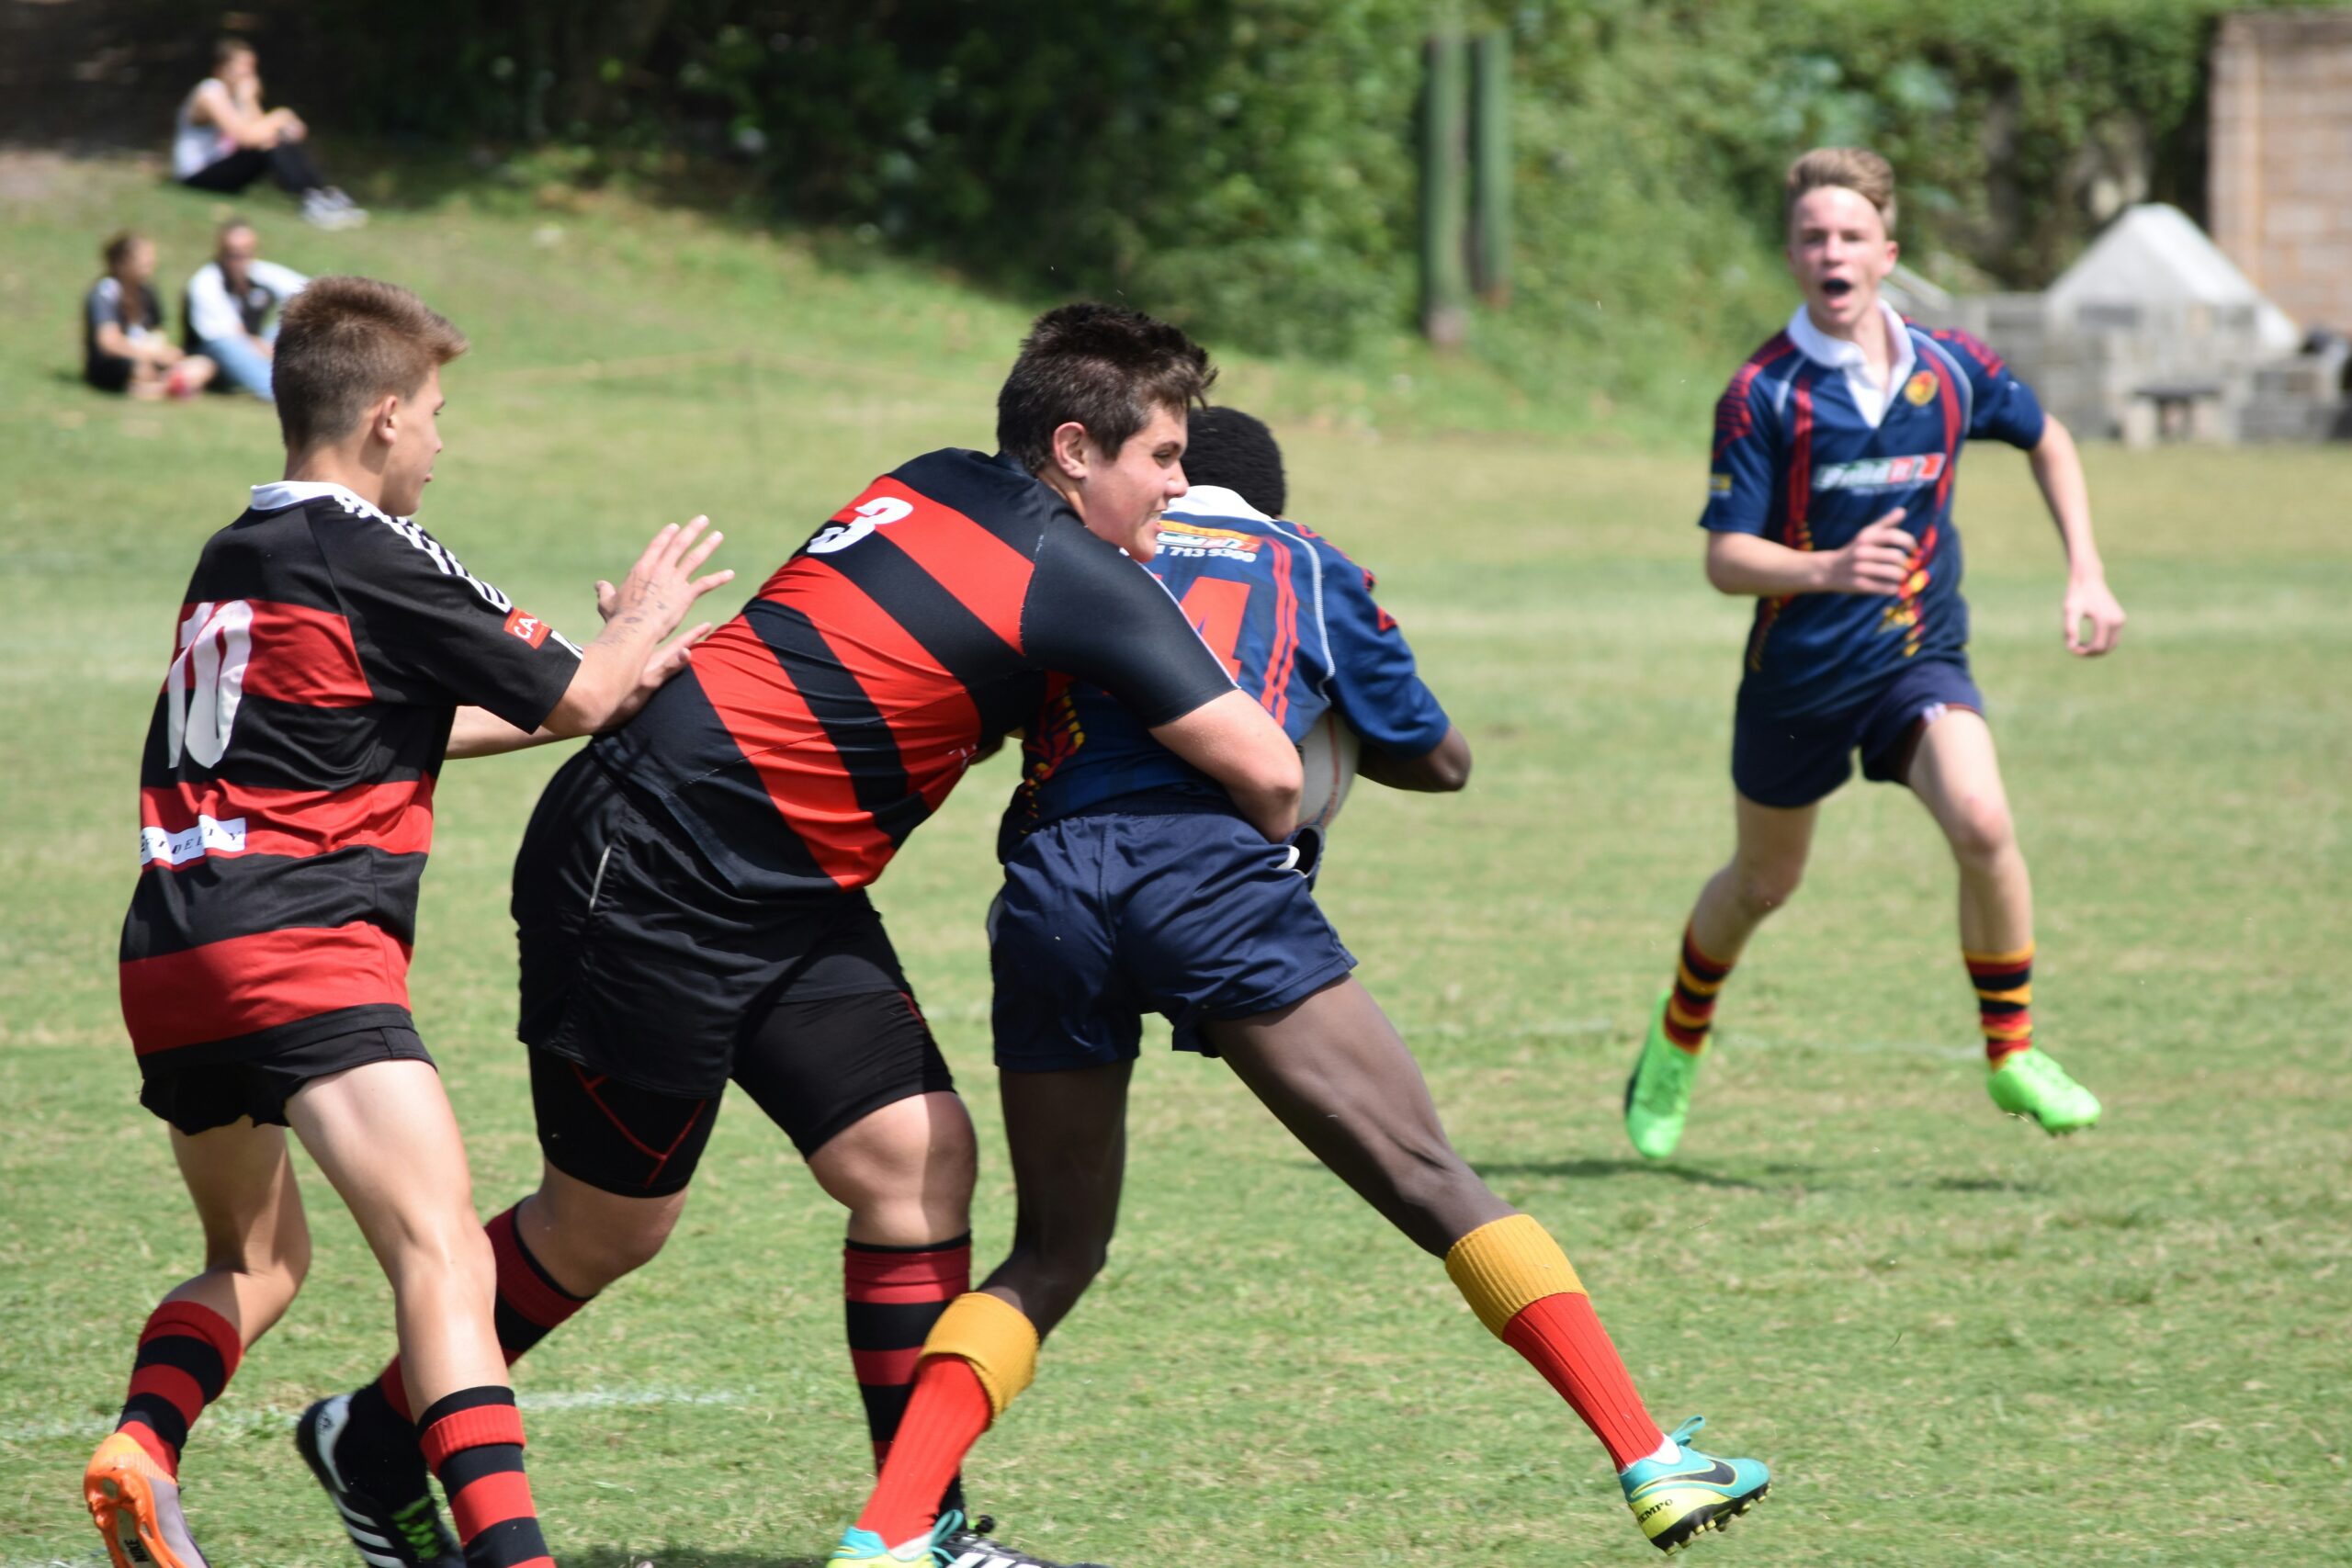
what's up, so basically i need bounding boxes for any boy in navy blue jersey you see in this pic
[1622,148,2127,1161]
[830,409,1773,1563]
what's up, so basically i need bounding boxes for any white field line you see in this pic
[0,1383,752,1447]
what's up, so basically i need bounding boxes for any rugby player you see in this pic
[1621,147,2124,1161]
[86,276,731,1568]
[827,408,1772,1565]
[300,305,1301,1568]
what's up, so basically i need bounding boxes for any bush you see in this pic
[253,0,2351,407]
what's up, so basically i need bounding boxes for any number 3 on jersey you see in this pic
[1178,577,1250,681]
[166,599,254,767]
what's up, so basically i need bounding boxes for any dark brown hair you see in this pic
[997,302,1215,474]
[214,37,254,67]
[1785,147,1897,234]
[274,276,469,452]
[101,231,148,272]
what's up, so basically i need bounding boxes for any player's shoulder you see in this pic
[1724,329,1803,397]
[1913,321,2008,378]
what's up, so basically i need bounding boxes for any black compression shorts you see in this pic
[527,982,948,1194]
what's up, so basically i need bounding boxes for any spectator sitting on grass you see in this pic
[85,231,216,400]
[173,36,366,229]
[184,219,309,401]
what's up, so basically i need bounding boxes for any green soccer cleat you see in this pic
[1986,1047,2101,1134]
[1623,991,1706,1161]
[1621,1416,1770,1554]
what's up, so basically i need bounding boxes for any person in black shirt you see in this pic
[84,232,215,399]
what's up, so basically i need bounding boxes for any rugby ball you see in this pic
[1296,711,1361,832]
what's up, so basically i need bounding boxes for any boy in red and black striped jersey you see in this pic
[303,304,1300,1568]
[85,276,732,1568]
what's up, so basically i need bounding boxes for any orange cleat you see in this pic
[85,1432,211,1568]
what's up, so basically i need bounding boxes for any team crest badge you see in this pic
[1904,370,1939,406]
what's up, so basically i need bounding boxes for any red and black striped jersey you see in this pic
[594,449,1236,894]
[119,481,582,1064]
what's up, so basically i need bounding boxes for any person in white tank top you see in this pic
[173,37,367,231]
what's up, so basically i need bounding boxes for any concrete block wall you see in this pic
[2211,11,2352,336]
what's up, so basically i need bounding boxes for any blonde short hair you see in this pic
[274,276,469,451]
[1785,147,1897,234]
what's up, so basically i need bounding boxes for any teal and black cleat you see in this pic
[1621,1416,1770,1554]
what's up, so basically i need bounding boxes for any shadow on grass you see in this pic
[1917,1173,2051,1195]
[1466,1156,1800,1191]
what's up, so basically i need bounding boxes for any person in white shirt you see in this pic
[183,220,310,401]
[173,37,365,231]
[85,231,217,399]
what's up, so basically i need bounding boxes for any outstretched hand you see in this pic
[586,515,734,728]
[1825,507,1915,595]
[595,515,733,637]
[2062,574,2126,657]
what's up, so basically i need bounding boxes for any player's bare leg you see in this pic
[86,1122,310,1568]
[514,1166,690,1297]
[1212,978,1766,1551]
[289,1061,560,1567]
[1689,794,1819,966]
[1906,710,2099,1131]
[1625,795,1817,1159]
[808,1089,978,1247]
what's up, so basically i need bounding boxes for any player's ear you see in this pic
[368,391,402,447]
[1048,421,1091,481]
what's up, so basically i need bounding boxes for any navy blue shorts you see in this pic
[990,801,1356,1073]
[1732,657,1984,808]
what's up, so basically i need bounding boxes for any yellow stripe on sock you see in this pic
[1973,984,2032,1006]
[1443,1214,1586,1338]
[917,1292,1039,1418]
[1962,942,2036,968]
[1674,961,1726,998]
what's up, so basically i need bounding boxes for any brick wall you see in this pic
[2211,11,2352,336]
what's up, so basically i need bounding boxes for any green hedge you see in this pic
[258,0,2349,396]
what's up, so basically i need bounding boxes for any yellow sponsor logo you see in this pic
[1710,473,1733,495]
[1905,369,1939,406]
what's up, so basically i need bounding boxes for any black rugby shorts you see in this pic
[514,752,952,1185]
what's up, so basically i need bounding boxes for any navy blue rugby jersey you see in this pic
[1002,484,1453,846]
[119,481,582,1064]
[1704,305,2046,719]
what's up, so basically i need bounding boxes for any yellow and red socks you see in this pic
[854,1292,1038,1547]
[844,1234,971,1514]
[1664,924,1735,1055]
[371,1202,594,1427]
[116,1300,243,1478]
[1965,943,2035,1066]
[417,1388,553,1568]
[1445,1214,1667,1472]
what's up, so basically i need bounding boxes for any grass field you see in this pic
[3,157,2348,1566]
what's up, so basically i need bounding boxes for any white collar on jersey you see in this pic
[1164,483,1274,523]
[1785,299,1916,430]
[249,479,401,523]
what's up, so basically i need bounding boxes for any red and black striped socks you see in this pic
[1966,943,2035,1066]
[417,1387,554,1568]
[116,1300,243,1478]
[845,1235,971,1517]
[370,1202,594,1427]
[1663,923,1735,1055]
